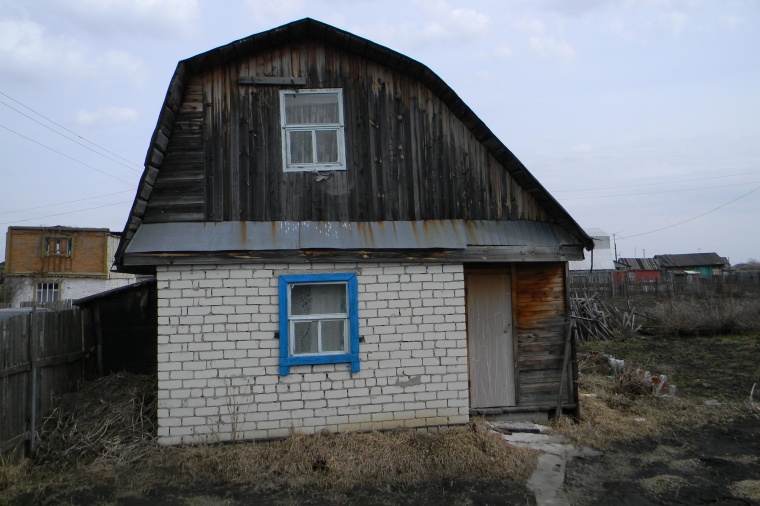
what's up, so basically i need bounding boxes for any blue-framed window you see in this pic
[278,273,359,376]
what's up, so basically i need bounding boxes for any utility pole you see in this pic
[612,230,623,261]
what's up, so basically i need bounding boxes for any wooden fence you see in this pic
[0,308,95,459]
[571,273,760,299]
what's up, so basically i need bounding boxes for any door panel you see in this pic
[466,271,516,407]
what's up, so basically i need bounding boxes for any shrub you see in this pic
[649,296,760,336]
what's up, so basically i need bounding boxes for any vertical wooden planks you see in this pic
[466,269,516,408]
[147,39,555,225]
[1,309,91,459]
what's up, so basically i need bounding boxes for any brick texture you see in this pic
[155,262,470,445]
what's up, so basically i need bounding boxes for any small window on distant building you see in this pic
[44,237,72,257]
[280,89,346,172]
[36,282,59,303]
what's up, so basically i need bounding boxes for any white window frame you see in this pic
[280,88,346,172]
[43,236,73,257]
[36,282,60,303]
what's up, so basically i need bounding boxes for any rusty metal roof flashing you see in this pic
[125,220,583,256]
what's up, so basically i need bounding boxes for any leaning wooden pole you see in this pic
[555,318,575,419]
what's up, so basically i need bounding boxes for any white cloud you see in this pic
[97,51,147,86]
[0,17,146,85]
[658,9,689,37]
[414,1,492,42]
[76,106,139,126]
[0,18,85,80]
[56,0,200,37]
[493,44,513,58]
[528,35,576,62]
[513,17,546,35]
[245,0,305,26]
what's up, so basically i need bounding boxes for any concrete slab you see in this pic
[501,430,601,505]
[527,453,570,506]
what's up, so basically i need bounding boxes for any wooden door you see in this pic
[466,270,516,407]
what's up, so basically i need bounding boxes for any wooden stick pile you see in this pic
[34,372,157,468]
[571,292,643,341]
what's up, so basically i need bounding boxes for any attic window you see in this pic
[280,89,346,172]
[43,237,72,257]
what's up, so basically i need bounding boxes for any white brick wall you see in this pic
[155,262,470,445]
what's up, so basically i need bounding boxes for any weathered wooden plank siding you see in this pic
[0,309,93,459]
[144,76,205,223]
[143,40,551,225]
[514,263,573,405]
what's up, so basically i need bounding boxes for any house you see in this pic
[616,257,661,284]
[3,226,137,307]
[569,228,616,291]
[654,253,729,279]
[113,18,594,445]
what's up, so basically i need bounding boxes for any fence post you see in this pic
[27,306,37,455]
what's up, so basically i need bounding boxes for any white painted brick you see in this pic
[156,261,471,445]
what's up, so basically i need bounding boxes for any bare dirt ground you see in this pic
[560,334,760,505]
[2,333,758,505]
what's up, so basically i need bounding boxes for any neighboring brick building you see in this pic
[3,226,137,307]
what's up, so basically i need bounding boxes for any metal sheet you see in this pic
[125,220,584,254]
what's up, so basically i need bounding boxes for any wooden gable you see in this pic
[116,19,592,267]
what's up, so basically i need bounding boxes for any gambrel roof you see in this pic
[115,18,592,268]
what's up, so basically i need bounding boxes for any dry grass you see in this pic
[0,373,537,502]
[34,372,158,468]
[550,369,743,451]
[146,425,537,491]
[729,480,760,502]
[648,296,760,336]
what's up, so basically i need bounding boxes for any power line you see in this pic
[0,90,143,172]
[560,180,760,200]
[0,123,136,186]
[553,169,760,194]
[620,184,760,240]
[0,201,133,226]
[0,190,135,216]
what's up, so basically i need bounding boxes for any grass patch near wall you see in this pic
[1,374,537,504]
[551,333,759,450]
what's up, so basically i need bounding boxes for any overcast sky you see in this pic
[1,0,759,265]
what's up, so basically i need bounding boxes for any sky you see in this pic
[1,0,759,266]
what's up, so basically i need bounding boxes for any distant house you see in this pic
[569,228,616,290]
[113,19,593,445]
[3,226,137,307]
[654,253,729,279]
[616,257,661,284]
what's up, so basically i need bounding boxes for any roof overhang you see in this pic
[119,220,587,270]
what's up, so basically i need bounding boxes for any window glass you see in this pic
[288,131,313,164]
[291,283,346,315]
[36,282,59,303]
[280,89,345,172]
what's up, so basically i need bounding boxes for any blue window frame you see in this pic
[278,273,359,376]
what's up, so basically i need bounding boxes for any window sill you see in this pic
[279,353,360,376]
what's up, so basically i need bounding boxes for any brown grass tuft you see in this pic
[550,371,742,450]
[147,425,537,491]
